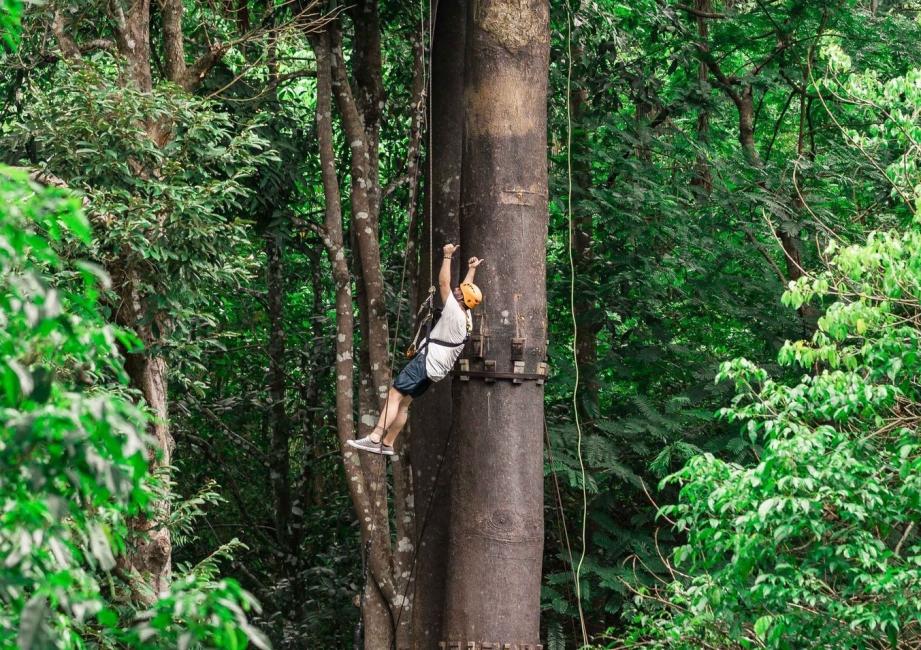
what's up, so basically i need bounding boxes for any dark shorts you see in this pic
[393,352,432,398]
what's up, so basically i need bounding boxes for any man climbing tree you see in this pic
[349,243,483,455]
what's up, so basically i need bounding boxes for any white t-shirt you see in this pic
[424,294,472,381]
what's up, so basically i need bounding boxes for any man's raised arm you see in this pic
[440,243,459,304]
[464,256,484,285]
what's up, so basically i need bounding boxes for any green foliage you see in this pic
[542,0,921,638]
[6,55,273,344]
[121,573,267,650]
[0,0,21,51]
[0,165,148,646]
[9,0,921,645]
[618,65,921,647]
[0,167,268,648]
[621,228,921,647]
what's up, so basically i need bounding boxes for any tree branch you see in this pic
[180,42,230,91]
[675,3,725,18]
[51,11,81,59]
[696,43,742,105]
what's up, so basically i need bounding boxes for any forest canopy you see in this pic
[1,0,921,648]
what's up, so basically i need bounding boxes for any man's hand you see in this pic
[468,256,484,268]
[443,243,460,258]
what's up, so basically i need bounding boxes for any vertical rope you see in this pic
[565,3,590,647]
[388,0,437,645]
[427,0,435,291]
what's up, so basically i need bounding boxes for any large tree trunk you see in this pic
[442,0,549,646]
[409,0,466,646]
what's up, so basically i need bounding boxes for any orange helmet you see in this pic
[460,282,482,309]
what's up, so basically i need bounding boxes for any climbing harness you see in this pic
[405,289,472,361]
[405,289,437,358]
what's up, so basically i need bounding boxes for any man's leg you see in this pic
[370,387,404,443]
[382,395,412,447]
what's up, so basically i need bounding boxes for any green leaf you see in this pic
[754,615,774,640]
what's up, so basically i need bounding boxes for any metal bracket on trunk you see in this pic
[510,336,525,361]
[536,362,548,386]
[484,359,496,383]
[512,359,526,384]
[469,332,488,360]
[452,361,548,384]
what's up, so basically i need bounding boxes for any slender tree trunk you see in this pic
[329,26,391,414]
[54,0,170,606]
[737,87,759,168]
[311,32,396,648]
[265,232,293,564]
[109,1,172,604]
[692,0,712,194]
[329,12,422,647]
[569,53,600,422]
[736,87,805,283]
[442,0,549,645]
[349,0,385,218]
[410,1,465,646]
[697,9,808,312]
[49,0,239,606]
[120,314,172,603]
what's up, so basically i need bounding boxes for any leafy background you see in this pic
[2,0,921,648]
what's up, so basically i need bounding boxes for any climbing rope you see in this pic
[565,3,591,646]
[387,0,438,646]
[544,420,583,644]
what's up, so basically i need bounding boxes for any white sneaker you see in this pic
[347,436,394,456]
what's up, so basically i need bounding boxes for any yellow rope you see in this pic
[566,3,590,646]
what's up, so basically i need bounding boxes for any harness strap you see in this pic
[418,336,467,351]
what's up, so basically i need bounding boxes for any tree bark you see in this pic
[329,26,391,409]
[312,29,401,649]
[158,0,188,84]
[265,232,293,564]
[111,0,154,92]
[119,312,172,604]
[349,0,385,217]
[47,0,268,607]
[49,9,170,603]
[409,0,466,646]
[442,0,549,646]
[109,1,170,604]
[691,0,713,194]
[736,88,805,283]
[568,43,600,422]
[699,26,806,290]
